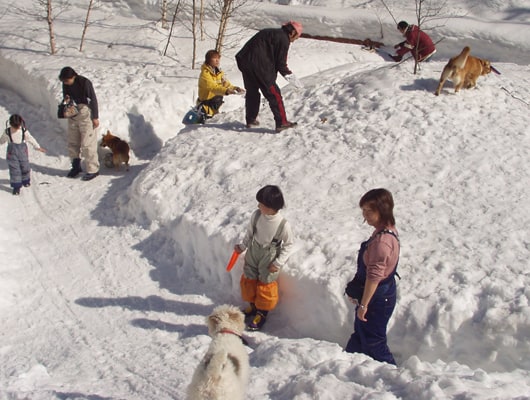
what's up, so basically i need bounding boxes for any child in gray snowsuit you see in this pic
[1,115,46,195]
[235,185,295,331]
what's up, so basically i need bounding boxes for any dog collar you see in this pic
[219,328,249,346]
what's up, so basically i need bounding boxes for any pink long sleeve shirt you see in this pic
[364,228,400,284]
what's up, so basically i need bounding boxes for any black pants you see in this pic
[238,66,288,127]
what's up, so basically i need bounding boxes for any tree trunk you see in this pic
[163,0,181,56]
[215,0,232,52]
[47,0,56,54]
[161,0,168,29]
[200,0,204,40]
[192,0,197,68]
[79,0,94,52]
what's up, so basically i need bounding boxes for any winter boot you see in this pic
[247,310,268,331]
[81,172,99,181]
[246,119,260,128]
[242,303,256,316]
[67,158,82,178]
[12,187,20,195]
[275,121,297,133]
[242,303,257,323]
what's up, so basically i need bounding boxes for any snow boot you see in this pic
[67,158,82,178]
[246,119,260,128]
[81,172,99,181]
[242,303,257,323]
[247,310,268,331]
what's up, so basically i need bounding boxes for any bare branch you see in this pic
[79,0,95,52]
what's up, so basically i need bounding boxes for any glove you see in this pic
[227,87,245,95]
[284,74,304,88]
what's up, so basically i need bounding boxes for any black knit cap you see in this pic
[397,21,408,31]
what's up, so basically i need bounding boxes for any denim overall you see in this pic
[345,230,398,365]
[5,128,30,189]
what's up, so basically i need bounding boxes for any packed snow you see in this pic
[1,0,529,399]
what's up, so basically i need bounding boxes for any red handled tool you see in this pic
[226,250,240,272]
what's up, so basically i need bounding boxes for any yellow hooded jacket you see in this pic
[197,63,236,116]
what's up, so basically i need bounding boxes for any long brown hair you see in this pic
[359,188,396,226]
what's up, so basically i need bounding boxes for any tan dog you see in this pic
[100,130,130,171]
[187,305,249,400]
[435,46,491,96]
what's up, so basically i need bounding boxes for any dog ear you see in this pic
[228,310,245,329]
[208,314,221,329]
[482,60,491,74]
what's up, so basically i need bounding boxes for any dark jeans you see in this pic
[345,282,397,365]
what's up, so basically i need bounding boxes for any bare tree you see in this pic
[29,0,69,55]
[211,0,250,52]
[161,0,169,29]
[413,0,449,73]
[79,0,95,52]
[191,0,197,68]
[199,0,205,40]
[45,0,57,54]
[163,0,183,56]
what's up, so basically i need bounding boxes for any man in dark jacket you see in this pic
[59,66,100,181]
[236,21,302,133]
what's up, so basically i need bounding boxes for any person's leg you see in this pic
[19,144,31,186]
[345,316,363,353]
[241,69,261,125]
[7,145,22,193]
[240,274,258,304]
[258,81,289,128]
[77,106,99,175]
[361,292,397,364]
[67,117,82,160]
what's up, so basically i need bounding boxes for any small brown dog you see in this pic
[100,130,130,171]
[435,46,492,96]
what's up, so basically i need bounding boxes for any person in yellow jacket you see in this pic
[197,49,244,120]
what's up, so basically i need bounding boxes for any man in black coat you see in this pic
[236,21,302,133]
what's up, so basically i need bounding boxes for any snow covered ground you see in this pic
[1,0,529,399]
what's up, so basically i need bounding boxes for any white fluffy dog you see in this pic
[186,304,250,400]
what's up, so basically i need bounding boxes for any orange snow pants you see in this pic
[240,275,279,311]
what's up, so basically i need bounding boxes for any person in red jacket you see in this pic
[392,21,436,62]
[236,21,302,133]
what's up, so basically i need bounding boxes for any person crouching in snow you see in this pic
[197,49,244,123]
[1,114,46,195]
[392,20,436,63]
[235,185,294,331]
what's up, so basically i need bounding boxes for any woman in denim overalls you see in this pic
[345,188,400,365]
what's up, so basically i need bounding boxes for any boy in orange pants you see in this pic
[234,185,294,331]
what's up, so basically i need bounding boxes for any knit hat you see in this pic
[397,21,408,31]
[284,20,303,37]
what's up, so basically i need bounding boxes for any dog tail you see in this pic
[453,46,471,69]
